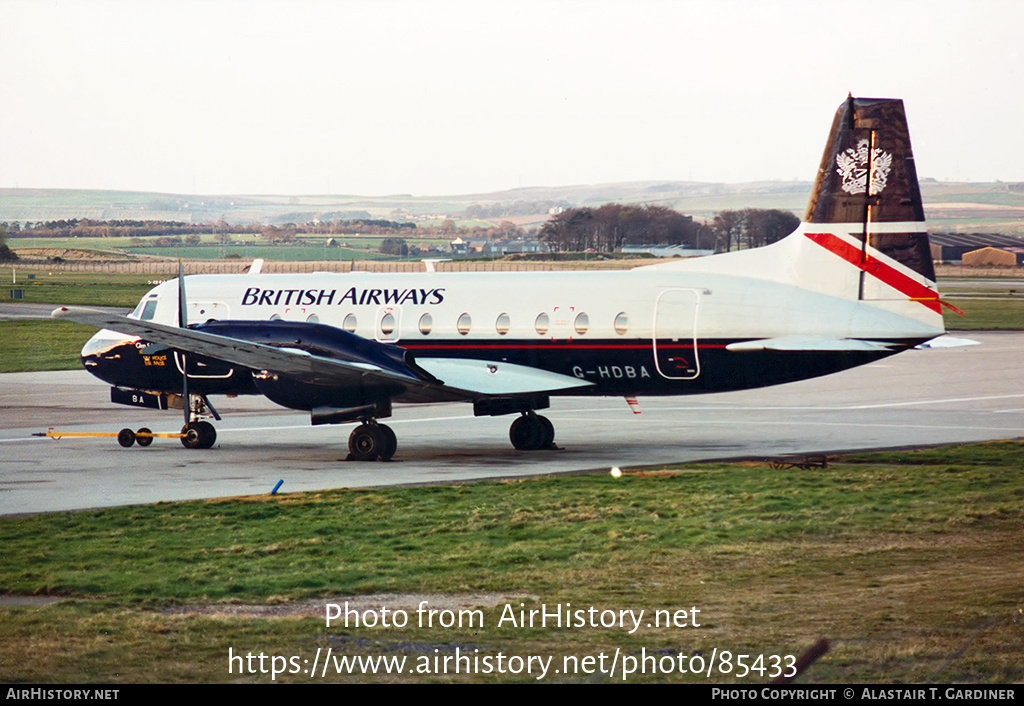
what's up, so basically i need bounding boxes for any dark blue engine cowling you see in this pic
[190,320,423,411]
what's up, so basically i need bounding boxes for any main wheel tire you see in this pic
[510,415,546,451]
[537,415,555,448]
[136,427,154,447]
[378,424,397,461]
[349,424,385,461]
[181,421,217,449]
[117,428,136,447]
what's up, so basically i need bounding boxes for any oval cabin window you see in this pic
[535,312,550,335]
[614,312,629,335]
[343,314,357,333]
[418,313,433,335]
[457,313,472,335]
[574,312,589,335]
[495,312,510,335]
[380,312,396,336]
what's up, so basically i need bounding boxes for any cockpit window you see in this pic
[140,300,158,321]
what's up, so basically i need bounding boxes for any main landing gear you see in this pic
[509,412,556,451]
[348,421,397,462]
[343,411,556,461]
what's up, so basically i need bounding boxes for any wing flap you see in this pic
[914,335,979,349]
[415,357,594,395]
[726,336,899,352]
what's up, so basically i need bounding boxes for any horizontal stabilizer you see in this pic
[415,357,594,396]
[726,336,898,352]
[914,336,980,350]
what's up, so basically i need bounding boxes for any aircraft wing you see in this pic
[52,306,593,398]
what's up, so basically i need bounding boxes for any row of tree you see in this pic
[539,204,799,254]
[710,208,800,252]
[539,204,702,253]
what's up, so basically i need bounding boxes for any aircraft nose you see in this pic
[80,329,143,387]
[81,329,139,364]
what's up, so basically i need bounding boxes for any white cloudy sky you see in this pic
[1,0,1021,196]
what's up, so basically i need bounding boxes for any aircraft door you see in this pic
[549,305,575,341]
[653,288,700,380]
[188,301,230,324]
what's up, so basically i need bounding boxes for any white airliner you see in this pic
[55,96,960,460]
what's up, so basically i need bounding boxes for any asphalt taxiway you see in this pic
[2,331,1022,515]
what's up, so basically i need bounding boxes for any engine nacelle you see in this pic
[191,319,419,411]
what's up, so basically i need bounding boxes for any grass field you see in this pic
[0,320,97,373]
[0,269,154,307]
[0,442,1020,683]
[942,297,1024,329]
[9,234,451,261]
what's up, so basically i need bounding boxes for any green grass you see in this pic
[0,269,153,307]
[0,321,96,372]
[943,297,1024,329]
[2,451,1020,600]
[9,234,452,261]
[1,442,1022,682]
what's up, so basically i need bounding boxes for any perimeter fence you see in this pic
[7,257,647,275]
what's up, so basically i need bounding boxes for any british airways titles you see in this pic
[241,287,447,308]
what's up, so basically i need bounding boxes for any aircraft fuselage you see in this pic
[82,260,937,403]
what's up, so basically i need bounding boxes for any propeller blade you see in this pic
[178,260,190,425]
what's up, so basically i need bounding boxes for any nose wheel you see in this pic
[181,421,217,449]
[509,413,556,450]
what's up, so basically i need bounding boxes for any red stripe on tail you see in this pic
[805,232,942,313]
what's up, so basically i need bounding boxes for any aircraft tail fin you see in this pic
[804,95,935,282]
[647,95,943,332]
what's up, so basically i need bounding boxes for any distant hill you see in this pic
[2,180,1023,233]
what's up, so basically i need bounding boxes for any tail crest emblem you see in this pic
[836,139,893,195]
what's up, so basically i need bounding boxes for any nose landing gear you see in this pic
[180,394,219,449]
[181,420,217,449]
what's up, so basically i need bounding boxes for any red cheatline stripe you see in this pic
[403,342,730,351]
[804,232,942,314]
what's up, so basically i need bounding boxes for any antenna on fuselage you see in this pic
[421,258,451,273]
